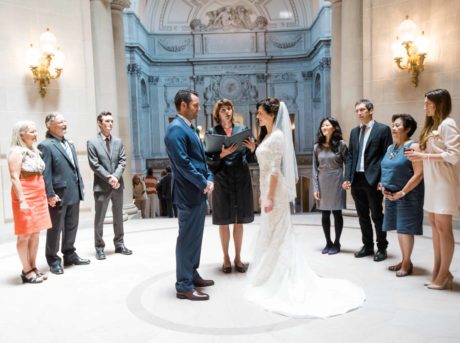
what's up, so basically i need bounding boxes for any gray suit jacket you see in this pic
[87,133,126,193]
[38,136,84,206]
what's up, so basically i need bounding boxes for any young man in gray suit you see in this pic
[87,111,132,260]
[39,113,90,275]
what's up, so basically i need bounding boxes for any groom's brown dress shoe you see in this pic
[193,278,215,287]
[176,289,209,301]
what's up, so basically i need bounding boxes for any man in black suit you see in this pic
[343,99,392,262]
[39,113,90,274]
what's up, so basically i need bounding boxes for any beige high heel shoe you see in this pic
[427,274,454,290]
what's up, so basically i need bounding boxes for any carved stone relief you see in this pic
[158,38,191,52]
[202,74,259,104]
[270,34,303,49]
[190,5,267,32]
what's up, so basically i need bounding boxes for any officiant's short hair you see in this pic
[212,98,234,124]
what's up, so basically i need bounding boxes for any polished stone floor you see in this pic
[0,213,459,343]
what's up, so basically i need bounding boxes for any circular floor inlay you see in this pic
[126,265,310,335]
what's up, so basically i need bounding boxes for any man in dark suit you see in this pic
[39,113,90,275]
[87,111,132,260]
[164,89,214,301]
[343,99,392,262]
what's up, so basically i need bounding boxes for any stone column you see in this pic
[340,0,363,212]
[90,0,119,134]
[340,0,363,138]
[111,0,137,214]
[330,0,342,117]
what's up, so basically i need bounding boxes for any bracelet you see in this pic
[400,191,406,197]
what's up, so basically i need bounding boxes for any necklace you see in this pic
[388,144,402,160]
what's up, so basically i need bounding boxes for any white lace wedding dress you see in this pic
[245,129,366,318]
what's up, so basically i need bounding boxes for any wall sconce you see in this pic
[391,16,428,87]
[27,28,65,97]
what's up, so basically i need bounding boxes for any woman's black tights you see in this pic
[321,210,343,246]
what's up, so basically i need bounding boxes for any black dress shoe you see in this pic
[49,261,64,274]
[374,249,388,262]
[115,245,133,255]
[176,289,209,301]
[95,247,106,260]
[193,278,215,287]
[354,246,375,258]
[63,255,91,266]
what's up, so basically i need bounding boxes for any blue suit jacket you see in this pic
[164,115,213,206]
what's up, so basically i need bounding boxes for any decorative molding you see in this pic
[270,34,302,49]
[319,57,331,70]
[190,5,267,32]
[302,71,313,80]
[256,73,268,83]
[127,63,142,76]
[158,39,190,52]
[164,76,188,86]
[148,76,159,85]
[191,75,205,85]
[272,73,297,82]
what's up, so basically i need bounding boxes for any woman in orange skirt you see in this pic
[8,120,51,283]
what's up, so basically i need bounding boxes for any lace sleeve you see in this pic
[268,130,285,177]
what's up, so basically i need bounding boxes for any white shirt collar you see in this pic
[361,119,375,129]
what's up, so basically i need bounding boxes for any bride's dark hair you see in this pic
[256,97,280,143]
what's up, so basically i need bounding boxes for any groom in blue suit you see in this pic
[165,89,214,301]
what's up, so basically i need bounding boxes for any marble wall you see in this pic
[124,6,332,174]
[333,0,460,142]
[0,0,97,225]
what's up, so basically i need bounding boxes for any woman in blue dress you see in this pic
[380,114,424,277]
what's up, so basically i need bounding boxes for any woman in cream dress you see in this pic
[406,88,460,290]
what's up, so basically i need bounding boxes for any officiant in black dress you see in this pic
[206,99,256,274]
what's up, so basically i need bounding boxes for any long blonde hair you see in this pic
[10,120,37,150]
[419,89,452,151]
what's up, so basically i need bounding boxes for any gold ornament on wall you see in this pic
[27,28,65,97]
[391,16,429,87]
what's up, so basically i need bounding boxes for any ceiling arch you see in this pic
[131,0,327,33]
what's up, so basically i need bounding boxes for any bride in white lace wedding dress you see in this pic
[245,98,365,318]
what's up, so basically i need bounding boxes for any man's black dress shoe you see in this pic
[193,278,215,287]
[49,261,64,275]
[374,249,388,262]
[115,245,133,255]
[176,289,209,301]
[63,255,91,266]
[95,247,106,260]
[354,246,375,258]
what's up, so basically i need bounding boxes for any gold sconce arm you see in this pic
[392,17,428,87]
[27,29,64,97]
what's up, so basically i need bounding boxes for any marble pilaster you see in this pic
[111,0,136,213]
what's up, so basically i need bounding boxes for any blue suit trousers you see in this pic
[175,200,207,292]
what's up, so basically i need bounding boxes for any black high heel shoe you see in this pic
[234,261,248,273]
[21,270,43,284]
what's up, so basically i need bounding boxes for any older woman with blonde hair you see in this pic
[8,120,51,283]
[205,98,256,273]
[406,89,460,290]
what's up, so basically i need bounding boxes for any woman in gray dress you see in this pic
[313,117,348,255]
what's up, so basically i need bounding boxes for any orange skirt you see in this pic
[11,175,51,236]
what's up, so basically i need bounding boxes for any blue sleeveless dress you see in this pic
[380,142,424,235]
